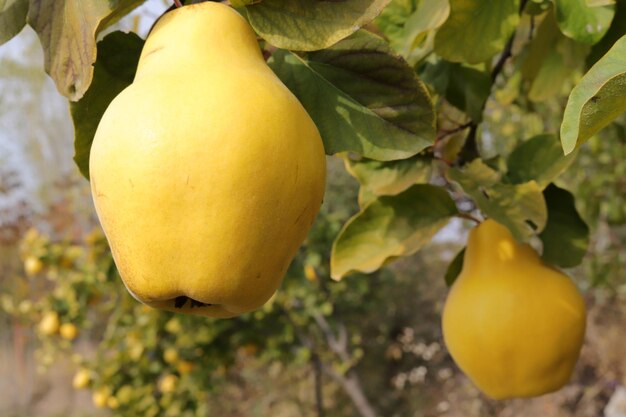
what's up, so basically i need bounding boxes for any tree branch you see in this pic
[312,313,350,363]
[489,31,516,82]
[312,353,325,417]
[321,364,378,417]
[279,307,378,417]
[311,312,378,417]
[455,0,529,165]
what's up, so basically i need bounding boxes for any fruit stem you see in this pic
[173,0,183,7]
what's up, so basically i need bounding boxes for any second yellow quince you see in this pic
[442,219,586,399]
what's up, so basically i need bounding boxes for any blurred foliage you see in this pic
[1,159,455,416]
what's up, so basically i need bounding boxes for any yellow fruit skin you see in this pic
[442,220,586,399]
[159,375,178,393]
[24,256,43,276]
[60,323,78,340]
[38,311,60,336]
[72,369,91,389]
[89,3,326,318]
[92,387,111,408]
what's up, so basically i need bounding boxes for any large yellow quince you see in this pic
[442,219,586,399]
[89,3,326,318]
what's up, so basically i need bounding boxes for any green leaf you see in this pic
[422,60,491,122]
[0,0,28,45]
[527,47,571,102]
[539,184,589,268]
[348,153,432,207]
[448,159,547,241]
[27,0,144,101]
[506,134,577,188]
[434,0,520,64]
[357,187,378,208]
[554,0,615,44]
[377,0,450,64]
[344,154,432,196]
[402,0,450,64]
[71,31,144,179]
[586,0,626,67]
[521,10,573,102]
[230,0,258,7]
[375,0,418,46]
[268,30,435,161]
[444,248,465,286]
[331,184,458,279]
[561,35,626,154]
[245,0,391,51]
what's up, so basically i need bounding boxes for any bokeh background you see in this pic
[1,1,626,416]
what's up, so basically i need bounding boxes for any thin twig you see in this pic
[456,212,481,225]
[490,32,515,82]
[173,0,183,7]
[312,353,325,417]
[436,121,473,143]
[278,307,377,417]
[455,0,529,165]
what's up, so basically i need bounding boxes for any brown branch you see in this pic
[456,212,481,225]
[312,313,350,363]
[489,32,515,82]
[311,312,378,417]
[278,307,378,417]
[455,0,529,165]
[436,121,473,143]
[312,353,325,417]
[321,364,378,417]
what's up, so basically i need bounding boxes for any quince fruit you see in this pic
[442,219,586,399]
[89,3,326,318]
[59,323,78,340]
[38,311,60,336]
[72,368,91,389]
[24,256,43,276]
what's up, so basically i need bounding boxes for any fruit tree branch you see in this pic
[312,352,325,417]
[312,312,378,417]
[321,363,378,417]
[456,0,529,165]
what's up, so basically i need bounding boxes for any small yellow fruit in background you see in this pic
[24,256,43,276]
[106,396,120,409]
[38,311,60,335]
[176,361,194,374]
[59,323,78,340]
[304,264,318,282]
[165,318,182,334]
[442,219,586,399]
[92,387,111,408]
[115,385,134,404]
[241,343,259,356]
[17,300,33,314]
[163,347,179,364]
[72,369,91,389]
[158,374,178,393]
